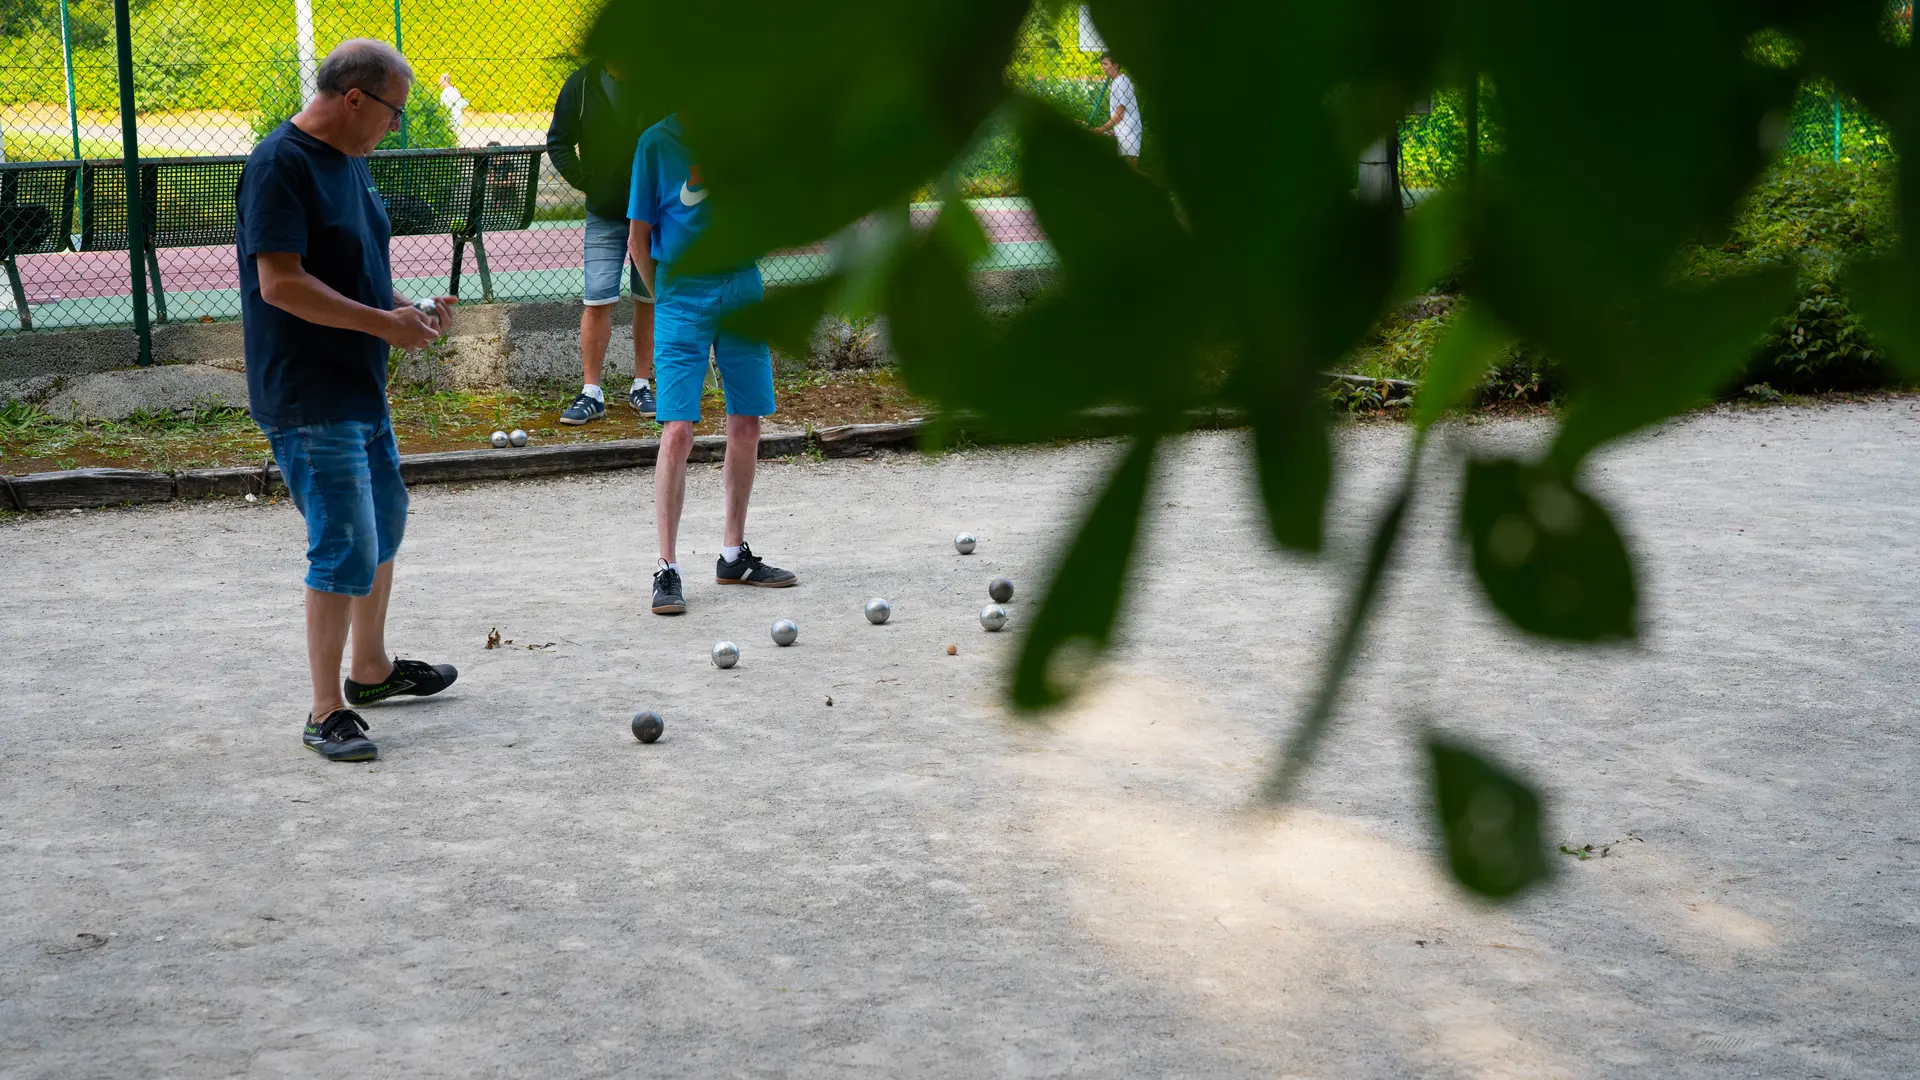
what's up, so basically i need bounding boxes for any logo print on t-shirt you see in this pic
[679,164,707,206]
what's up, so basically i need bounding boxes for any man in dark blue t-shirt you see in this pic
[237,38,460,764]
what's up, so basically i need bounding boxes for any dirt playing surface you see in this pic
[2,402,1916,1077]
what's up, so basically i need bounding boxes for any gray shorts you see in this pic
[583,210,652,306]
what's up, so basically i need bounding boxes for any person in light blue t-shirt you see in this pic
[628,113,798,616]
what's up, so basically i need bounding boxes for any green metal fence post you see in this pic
[394,0,409,148]
[111,0,152,366]
[1831,86,1842,163]
[59,0,82,160]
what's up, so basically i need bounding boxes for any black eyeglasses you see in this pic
[356,87,405,125]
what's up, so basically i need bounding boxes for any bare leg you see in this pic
[632,301,655,384]
[305,588,354,722]
[722,414,760,547]
[347,560,396,684]
[656,420,694,564]
[580,303,613,388]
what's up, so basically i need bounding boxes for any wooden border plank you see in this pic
[8,468,175,510]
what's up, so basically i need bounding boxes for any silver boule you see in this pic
[988,577,1014,604]
[771,618,799,646]
[980,604,1008,632]
[489,430,510,449]
[954,532,977,554]
[711,641,739,668]
[508,428,528,447]
[864,598,891,625]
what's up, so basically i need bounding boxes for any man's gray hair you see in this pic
[315,39,413,96]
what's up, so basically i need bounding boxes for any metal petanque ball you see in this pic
[631,710,664,744]
[711,641,740,669]
[771,619,799,646]
[864,598,892,625]
[954,532,977,554]
[508,429,528,447]
[988,577,1015,604]
[980,604,1008,632]
[489,430,510,449]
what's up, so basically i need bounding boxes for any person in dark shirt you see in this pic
[236,38,460,764]
[547,58,658,424]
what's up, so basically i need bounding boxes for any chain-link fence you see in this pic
[0,1,1900,342]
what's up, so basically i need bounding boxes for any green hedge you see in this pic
[0,0,589,114]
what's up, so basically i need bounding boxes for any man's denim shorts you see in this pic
[261,415,409,597]
[583,210,651,306]
[653,264,776,423]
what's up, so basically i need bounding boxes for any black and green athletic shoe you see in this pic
[304,709,377,762]
[345,658,459,708]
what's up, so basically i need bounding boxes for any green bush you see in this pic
[1685,157,1898,392]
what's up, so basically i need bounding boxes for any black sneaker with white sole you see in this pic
[304,709,377,762]
[345,658,459,708]
[715,542,798,588]
[629,381,657,419]
[559,393,606,425]
[652,562,686,615]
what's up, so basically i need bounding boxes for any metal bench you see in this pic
[370,144,541,302]
[78,156,242,324]
[0,162,78,330]
[49,144,546,324]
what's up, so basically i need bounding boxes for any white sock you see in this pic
[582,383,604,402]
[722,545,742,563]
[633,378,650,391]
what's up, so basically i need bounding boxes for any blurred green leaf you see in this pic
[1248,366,1331,553]
[1391,188,1467,305]
[1462,458,1636,642]
[588,0,1029,274]
[723,275,840,362]
[1413,305,1508,429]
[1013,436,1159,710]
[1428,735,1551,899]
[1844,258,1920,380]
[1263,434,1425,802]
[1550,270,1796,463]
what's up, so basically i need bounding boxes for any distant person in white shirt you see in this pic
[437,73,468,141]
[1092,53,1143,168]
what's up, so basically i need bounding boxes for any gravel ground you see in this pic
[2,400,1916,1078]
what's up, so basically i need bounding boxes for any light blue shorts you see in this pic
[261,415,408,597]
[583,210,651,306]
[653,265,775,423]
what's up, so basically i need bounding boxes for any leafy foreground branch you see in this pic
[587,0,1920,899]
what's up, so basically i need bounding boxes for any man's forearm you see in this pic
[629,220,656,295]
[259,264,393,337]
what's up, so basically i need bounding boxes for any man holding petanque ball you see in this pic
[237,39,461,763]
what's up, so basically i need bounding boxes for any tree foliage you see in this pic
[587,0,1916,899]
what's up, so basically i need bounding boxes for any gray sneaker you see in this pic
[559,393,606,426]
[651,562,686,615]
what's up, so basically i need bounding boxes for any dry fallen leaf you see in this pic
[825,695,833,707]
[485,628,501,650]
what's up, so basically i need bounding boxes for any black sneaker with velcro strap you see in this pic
[715,542,798,588]
[303,709,378,762]
[345,657,459,708]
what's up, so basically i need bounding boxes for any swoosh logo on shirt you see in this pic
[679,181,708,207]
